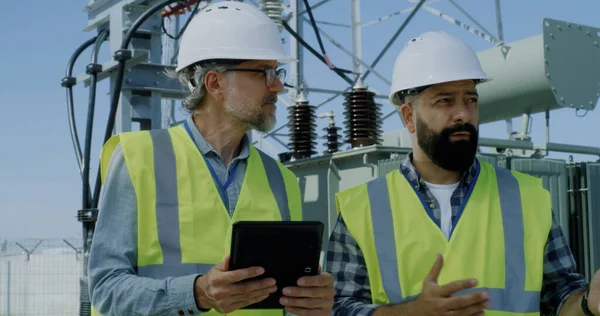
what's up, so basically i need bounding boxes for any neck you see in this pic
[411,148,462,185]
[192,108,247,166]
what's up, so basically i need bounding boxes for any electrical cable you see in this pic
[282,20,354,85]
[361,0,425,81]
[91,0,181,209]
[62,36,99,178]
[82,29,109,210]
[162,0,200,17]
[161,0,202,40]
[301,0,333,69]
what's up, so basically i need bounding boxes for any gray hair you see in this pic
[403,94,420,107]
[167,60,239,113]
[392,93,420,114]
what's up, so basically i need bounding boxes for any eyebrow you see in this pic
[433,90,479,98]
[255,63,276,68]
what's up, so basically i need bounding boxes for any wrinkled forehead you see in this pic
[238,59,279,68]
[426,80,478,96]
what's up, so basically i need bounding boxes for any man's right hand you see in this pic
[375,253,490,316]
[194,256,277,313]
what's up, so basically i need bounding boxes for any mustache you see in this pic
[442,123,478,136]
[263,95,278,104]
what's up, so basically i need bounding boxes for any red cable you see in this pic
[162,0,202,18]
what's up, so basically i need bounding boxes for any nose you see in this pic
[452,101,471,123]
[269,79,285,93]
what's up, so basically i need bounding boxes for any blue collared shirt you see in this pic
[88,115,250,315]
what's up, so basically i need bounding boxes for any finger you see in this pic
[211,266,266,285]
[226,283,278,303]
[444,290,489,310]
[282,285,333,298]
[213,278,276,297]
[296,272,334,287]
[285,307,330,316]
[223,256,230,271]
[280,296,333,309]
[424,254,443,284]
[450,299,490,315]
[214,257,228,272]
[436,279,478,297]
[224,293,270,313]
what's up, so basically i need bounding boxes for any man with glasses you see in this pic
[88,2,334,316]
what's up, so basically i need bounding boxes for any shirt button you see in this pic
[429,203,436,209]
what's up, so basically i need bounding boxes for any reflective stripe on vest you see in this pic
[367,165,539,313]
[137,129,291,278]
[256,150,290,221]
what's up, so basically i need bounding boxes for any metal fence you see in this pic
[0,238,82,316]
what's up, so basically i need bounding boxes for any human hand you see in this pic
[588,269,600,315]
[279,266,335,316]
[414,253,490,316]
[194,256,277,313]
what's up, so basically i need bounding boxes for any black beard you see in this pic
[416,115,478,172]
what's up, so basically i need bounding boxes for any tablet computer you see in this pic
[229,221,324,309]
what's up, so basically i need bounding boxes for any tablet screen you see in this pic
[229,221,324,309]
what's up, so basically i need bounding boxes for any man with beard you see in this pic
[88,2,334,316]
[326,31,600,315]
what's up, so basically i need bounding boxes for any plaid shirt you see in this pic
[325,154,589,316]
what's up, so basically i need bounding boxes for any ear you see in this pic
[204,70,226,101]
[400,104,416,133]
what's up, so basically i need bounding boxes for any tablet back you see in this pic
[229,221,324,309]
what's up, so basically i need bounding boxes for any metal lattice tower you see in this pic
[251,0,515,156]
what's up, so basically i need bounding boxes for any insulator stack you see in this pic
[323,124,341,154]
[343,78,383,148]
[287,91,317,159]
[259,0,284,32]
[318,111,341,154]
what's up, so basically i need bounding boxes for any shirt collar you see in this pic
[185,115,251,160]
[399,152,479,190]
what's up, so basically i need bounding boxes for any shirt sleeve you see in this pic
[325,213,380,316]
[88,144,209,316]
[540,211,589,315]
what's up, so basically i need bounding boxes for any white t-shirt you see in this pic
[423,181,459,240]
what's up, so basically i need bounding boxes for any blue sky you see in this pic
[1,0,599,239]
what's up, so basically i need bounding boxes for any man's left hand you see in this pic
[279,267,335,316]
[589,269,600,315]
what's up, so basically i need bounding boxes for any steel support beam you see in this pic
[361,0,425,81]
[300,17,390,85]
[288,0,305,102]
[448,0,499,43]
[350,0,362,75]
[495,0,505,43]
[305,87,388,99]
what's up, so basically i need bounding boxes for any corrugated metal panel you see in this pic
[567,163,588,275]
[377,154,405,177]
[510,158,570,243]
[584,163,600,282]
[477,154,497,166]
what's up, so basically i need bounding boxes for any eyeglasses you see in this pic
[223,67,287,89]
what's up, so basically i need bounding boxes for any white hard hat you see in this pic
[389,31,489,106]
[176,1,296,72]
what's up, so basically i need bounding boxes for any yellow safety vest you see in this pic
[337,161,552,316]
[91,125,302,316]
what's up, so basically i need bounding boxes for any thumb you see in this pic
[215,256,230,272]
[424,254,443,285]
